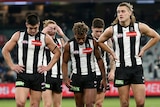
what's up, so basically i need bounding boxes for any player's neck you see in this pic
[119,20,131,27]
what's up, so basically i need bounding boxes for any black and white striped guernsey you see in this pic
[17,31,46,74]
[69,36,96,75]
[45,38,63,79]
[88,34,109,76]
[112,22,142,67]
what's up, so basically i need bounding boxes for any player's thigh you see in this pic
[30,90,42,103]
[84,88,97,103]
[131,84,145,103]
[15,87,29,103]
[42,89,53,104]
[53,92,62,102]
[118,85,130,102]
[74,93,84,106]
[52,92,62,107]
[96,92,105,103]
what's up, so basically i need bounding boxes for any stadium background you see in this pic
[0,0,160,106]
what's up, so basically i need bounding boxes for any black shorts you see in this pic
[16,73,45,91]
[70,72,97,93]
[114,65,144,87]
[45,76,62,93]
[96,75,110,92]
[96,75,103,92]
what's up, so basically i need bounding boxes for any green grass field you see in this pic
[0,97,159,107]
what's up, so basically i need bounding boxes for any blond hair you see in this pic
[111,2,136,25]
[43,19,56,28]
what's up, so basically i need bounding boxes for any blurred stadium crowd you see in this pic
[0,2,160,82]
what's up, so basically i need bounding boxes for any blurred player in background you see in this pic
[90,18,115,107]
[42,19,69,107]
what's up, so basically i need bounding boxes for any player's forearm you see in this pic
[142,38,159,53]
[62,34,69,42]
[62,62,68,79]
[48,50,61,70]
[109,55,116,72]
[2,49,14,68]
[99,42,114,56]
[97,59,106,79]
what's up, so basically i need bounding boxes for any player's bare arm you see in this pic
[138,22,160,57]
[2,31,25,73]
[38,34,61,73]
[62,43,72,88]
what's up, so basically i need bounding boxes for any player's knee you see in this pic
[54,102,61,107]
[136,101,144,107]
[16,100,26,107]
[121,101,129,107]
[135,98,145,107]
[44,102,52,107]
[95,103,103,107]
[86,100,95,107]
[30,101,40,107]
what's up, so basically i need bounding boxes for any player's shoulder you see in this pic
[87,35,94,40]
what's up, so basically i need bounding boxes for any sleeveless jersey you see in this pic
[112,22,142,67]
[95,41,109,76]
[45,38,63,79]
[88,33,109,76]
[69,36,96,75]
[17,31,46,74]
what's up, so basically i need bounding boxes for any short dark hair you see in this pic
[26,14,40,26]
[92,18,105,28]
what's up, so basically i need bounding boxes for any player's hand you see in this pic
[111,52,118,61]
[42,26,50,34]
[63,77,72,88]
[100,78,107,92]
[37,65,49,74]
[11,64,25,73]
[56,25,65,37]
[138,49,145,57]
[108,70,115,81]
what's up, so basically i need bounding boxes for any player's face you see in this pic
[75,34,87,45]
[92,27,104,39]
[26,23,40,36]
[117,6,132,23]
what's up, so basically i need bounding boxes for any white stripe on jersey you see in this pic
[70,39,96,75]
[113,23,142,67]
[51,39,63,78]
[17,32,46,74]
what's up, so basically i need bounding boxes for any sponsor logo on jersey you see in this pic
[117,33,123,38]
[22,40,28,44]
[83,48,92,54]
[126,31,137,37]
[45,46,49,49]
[31,40,42,46]
[73,50,79,54]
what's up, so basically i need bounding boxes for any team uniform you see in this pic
[112,22,144,87]
[95,45,110,92]
[88,34,110,92]
[15,31,46,91]
[44,37,63,93]
[69,36,97,93]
